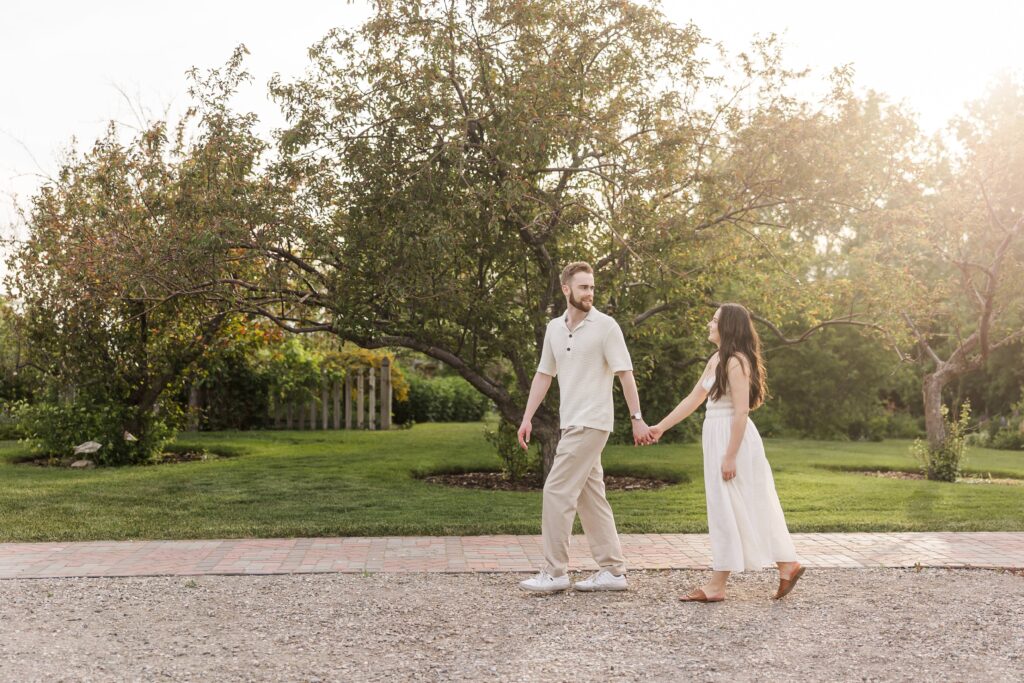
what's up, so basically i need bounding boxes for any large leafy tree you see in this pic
[4,50,272,462]
[8,2,918,471]
[847,78,1024,471]
[217,0,917,473]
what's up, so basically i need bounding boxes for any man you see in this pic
[517,261,652,593]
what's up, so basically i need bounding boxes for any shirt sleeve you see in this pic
[537,325,557,377]
[603,321,633,373]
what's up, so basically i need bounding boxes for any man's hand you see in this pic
[721,455,737,481]
[517,420,532,450]
[632,420,653,446]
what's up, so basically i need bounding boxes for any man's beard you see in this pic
[569,291,593,312]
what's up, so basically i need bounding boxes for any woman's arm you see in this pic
[651,360,714,439]
[720,355,751,480]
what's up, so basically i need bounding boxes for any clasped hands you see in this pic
[633,422,737,482]
[632,421,662,446]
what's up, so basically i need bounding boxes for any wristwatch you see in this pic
[630,411,643,421]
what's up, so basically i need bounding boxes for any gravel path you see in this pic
[2,568,1021,681]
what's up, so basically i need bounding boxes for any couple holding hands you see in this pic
[516,261,804,602]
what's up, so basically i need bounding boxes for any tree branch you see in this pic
[901,311,943,367]
[632,302,677,326]
[358,334,513,408]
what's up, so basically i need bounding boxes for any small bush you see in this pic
[394,376,490,423]
[990,428,1024,451]
[484,419,539,482]
[0,410,24,440]
[12,399,179,466]
[984,397,1024,451]
[751,401,789,438]
[911,402,971,482]
[964,431,990,447]
[882,412,924,439]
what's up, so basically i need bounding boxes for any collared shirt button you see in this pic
[566,347,571,351]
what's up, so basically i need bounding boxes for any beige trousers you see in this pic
[542,425,626,577]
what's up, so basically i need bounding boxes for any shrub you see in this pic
[964,431,989,447]
[485,419,539,482]
[911,402,971,482]
[984,397,1024,451]
[882,412,924,439]
[0,420,24,440]
[990,428,1024,451]
[197,351,273,430]
[394,376,490,424]
[12,399,179,466]
[751,400,790,438]
[0,404,24,440]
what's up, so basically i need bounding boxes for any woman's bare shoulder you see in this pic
[726,352,751,374]
[704,353,719,373]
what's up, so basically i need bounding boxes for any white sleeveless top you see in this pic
[702,373,735,419]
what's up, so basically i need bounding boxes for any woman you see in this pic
[650,303,804,602]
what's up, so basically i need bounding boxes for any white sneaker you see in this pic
[519,571,570,593]
[574,570,628,592]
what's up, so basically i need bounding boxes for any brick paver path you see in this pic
[1,533,1022,579]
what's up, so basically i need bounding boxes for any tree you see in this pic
[15,3,916,472]
[847,77,1024,477]
[227,0,915,475]
[0,298,27,400]
[3,49,271,463]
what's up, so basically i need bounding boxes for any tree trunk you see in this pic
[922,373,947,452]
[533,418,560,481]
[186,383,202,432]
[495,399,560,481]
[356,334,557,474]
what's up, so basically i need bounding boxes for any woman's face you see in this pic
[708,308,722,347]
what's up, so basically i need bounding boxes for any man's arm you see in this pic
[616,370,652,445]
[517,372,553,449]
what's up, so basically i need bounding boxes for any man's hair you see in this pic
[560,261,594,286]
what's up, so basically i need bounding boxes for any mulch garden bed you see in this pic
[19,450,215,467]
[153,450,212,464]
[862,470,1022,485]
[422,471,674,492]
[862,470,926,480]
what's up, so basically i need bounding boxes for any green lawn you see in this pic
[1,424,1022,542]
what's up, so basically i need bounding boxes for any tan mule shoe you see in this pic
[773,564,806,600]
[679,588,725,603]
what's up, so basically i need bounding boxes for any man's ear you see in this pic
[561,283,570,297]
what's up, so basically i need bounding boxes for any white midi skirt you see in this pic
[702,405,797,572]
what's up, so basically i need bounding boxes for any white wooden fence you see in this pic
[271,359,393,431]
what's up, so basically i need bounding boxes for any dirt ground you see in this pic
[1,568,1021,682]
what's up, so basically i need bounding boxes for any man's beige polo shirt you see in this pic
[537,306,633,431]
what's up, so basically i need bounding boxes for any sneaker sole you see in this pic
[519,585,570,593]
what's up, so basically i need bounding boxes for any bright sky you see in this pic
[2,0,1022,247]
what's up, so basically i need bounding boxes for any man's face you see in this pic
[563,272,595,312]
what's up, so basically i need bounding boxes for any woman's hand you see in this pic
[648,424,664,443]
[721,455,737,481]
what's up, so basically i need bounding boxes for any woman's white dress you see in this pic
[701,374,796,572]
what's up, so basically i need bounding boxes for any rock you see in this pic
[70,460,95,469]
[73,441,103,455]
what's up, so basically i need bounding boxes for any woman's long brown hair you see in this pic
[708,303,768,410]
